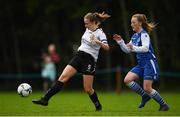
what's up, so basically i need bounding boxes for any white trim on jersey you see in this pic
[101,39,108,43]
[131,33,150,53]
[151,53,156,59]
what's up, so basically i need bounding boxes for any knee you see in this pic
[143,86,152,94]
[58,74,68,82]
[84,87,93,94]
[124,77,132,85]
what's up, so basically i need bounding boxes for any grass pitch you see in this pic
[0,91,179,116]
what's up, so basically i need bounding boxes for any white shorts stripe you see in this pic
[150,59,157,80]
[150,59,157,74]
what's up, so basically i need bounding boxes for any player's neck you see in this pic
[89,26,98,32]
[136,28,143,33]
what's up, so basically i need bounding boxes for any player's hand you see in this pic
[113,34,122,41]
[90,35,100,45]
[126,43,133,49]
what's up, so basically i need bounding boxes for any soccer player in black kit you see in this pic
[32,12,110,111]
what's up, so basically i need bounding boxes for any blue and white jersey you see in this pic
[78,28,108,61]
[117,29,158,80]
[117,29,156,61]
[131,29,156,61]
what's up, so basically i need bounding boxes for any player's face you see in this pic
[131,17,142,32]
[84,18,96,30]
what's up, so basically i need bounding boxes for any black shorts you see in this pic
[68,51,96,75]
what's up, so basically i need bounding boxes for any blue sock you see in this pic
[127,81,146,97]
[149,89,165,106]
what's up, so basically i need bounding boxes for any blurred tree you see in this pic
[0,0,179,74]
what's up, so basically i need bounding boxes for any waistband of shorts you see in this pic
[77,51,95,62]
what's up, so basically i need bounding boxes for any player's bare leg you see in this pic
[83,75,102,111]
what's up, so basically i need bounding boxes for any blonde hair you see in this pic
[132,14,156,33]
[84,12,111,26]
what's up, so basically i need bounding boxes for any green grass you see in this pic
[0,91,179,116]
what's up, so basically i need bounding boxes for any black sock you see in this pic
[89,92,101,107]
[43,81,64,101]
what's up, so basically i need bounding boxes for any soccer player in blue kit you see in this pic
[113,13,169,111]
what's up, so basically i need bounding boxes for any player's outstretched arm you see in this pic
[113,34,131,53]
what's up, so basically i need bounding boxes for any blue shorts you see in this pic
[130,59,159,81]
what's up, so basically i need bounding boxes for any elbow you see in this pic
[143,46,149,52]
[104,46,110,51]
[103,44,109,51]
[124,50,131,54]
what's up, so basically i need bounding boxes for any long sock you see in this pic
[149,89,166,106]
[127,81,146,97]
[89,92,101,107]
[43,81,64,101]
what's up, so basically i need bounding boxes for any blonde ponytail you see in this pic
[84,12,110,26]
